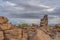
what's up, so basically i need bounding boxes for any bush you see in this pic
[17,24,28,28]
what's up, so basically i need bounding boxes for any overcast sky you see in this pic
[0,0,60,25]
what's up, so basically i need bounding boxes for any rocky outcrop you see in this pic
[0,15,59,40]
[40,15,60,40]
[0,16,37,40]
[0,16,8,24]
[40,15,48,27]
[51,24,60,40]
[54,24,60,31]
[0,31,4,40]
[36,29,52,40]
[4,28,22,40]
[40,15,48,32]
[0,23,15,30]
[0,16,23,40]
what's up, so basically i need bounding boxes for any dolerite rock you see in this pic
[40,15,48,27]
[4,28,22,40]
[55,24,60,28]
[40,15,48,31]
[0,16,8,24]
[22,29,28,40]
[54,24,60,31]
[0,31,4,40]
[0,23,15,30]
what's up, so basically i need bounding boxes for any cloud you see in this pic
[48,15,60,24]
[28,1,51,9]
[0,0,58,19]
[9,15,60,25]
[0,1,25,16]
[51,7,60,16]
[0,0,55,18]
[46,8,55,12]
[9,18,40,25]
[0,0,60,25]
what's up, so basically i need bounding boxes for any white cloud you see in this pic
[6,1,16,6]
[48,15,58,18]
[9,18,40,24]
[27,0,56,13]
[5,1,25,10]
[0,1,25,15]
[27,0,53,9]
[24,19,40,24]
[39,4,51,8]
[0,1,16,7]
[14,7,25,10]
[8,15,60,25]
[46,8,55,12]
[48,15,60,24]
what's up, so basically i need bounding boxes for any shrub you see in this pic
[17,24,28,28]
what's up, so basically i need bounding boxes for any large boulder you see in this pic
[0,16,8,24]
[4,28,22,40]
[40,15,48,32]
[54,24,60,31]
[0,31,4,40]
[0,23,15,30]
[55,24,60,28]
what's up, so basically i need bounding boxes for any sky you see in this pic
[0,0,60,25]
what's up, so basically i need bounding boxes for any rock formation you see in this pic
[54,24,60,31]
[0,16,23,40]
[0,16,8,24]
[0,15,59,40]
[36,29,52,40]
[0,16,37,40]
[40,15,48,32]
[40,15,60,40]
[0,31,4,40]
[4,28,22,40]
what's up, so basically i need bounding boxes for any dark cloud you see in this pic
[8,13,42,19]
[0,0,60,25]
[8,10,53,19]
[52,8,60,15]
[0,0,60,19]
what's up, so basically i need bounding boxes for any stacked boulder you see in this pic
[0,16,56,40]
[0,31,4,40]
[0,16,9,40]
[0,16,37,40]
[0,16,22,40]
[40,15,48,32]
[0,16,8,24]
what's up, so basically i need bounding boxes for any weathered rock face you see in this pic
[55,24,60,31]
[22,29,28,40]
[36,29,52,40]
[40,15,48,27]
[0,16,49,40]
[40,15,48,32]
[0,16,22,40]
[0,23,15,30]
[0,31,4,40]
[52,24,60,33]
[0,16,59,40]
[21,26,37,40]
[40,15,60,40]
[4,28,22,40]
[0,16,8,24]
